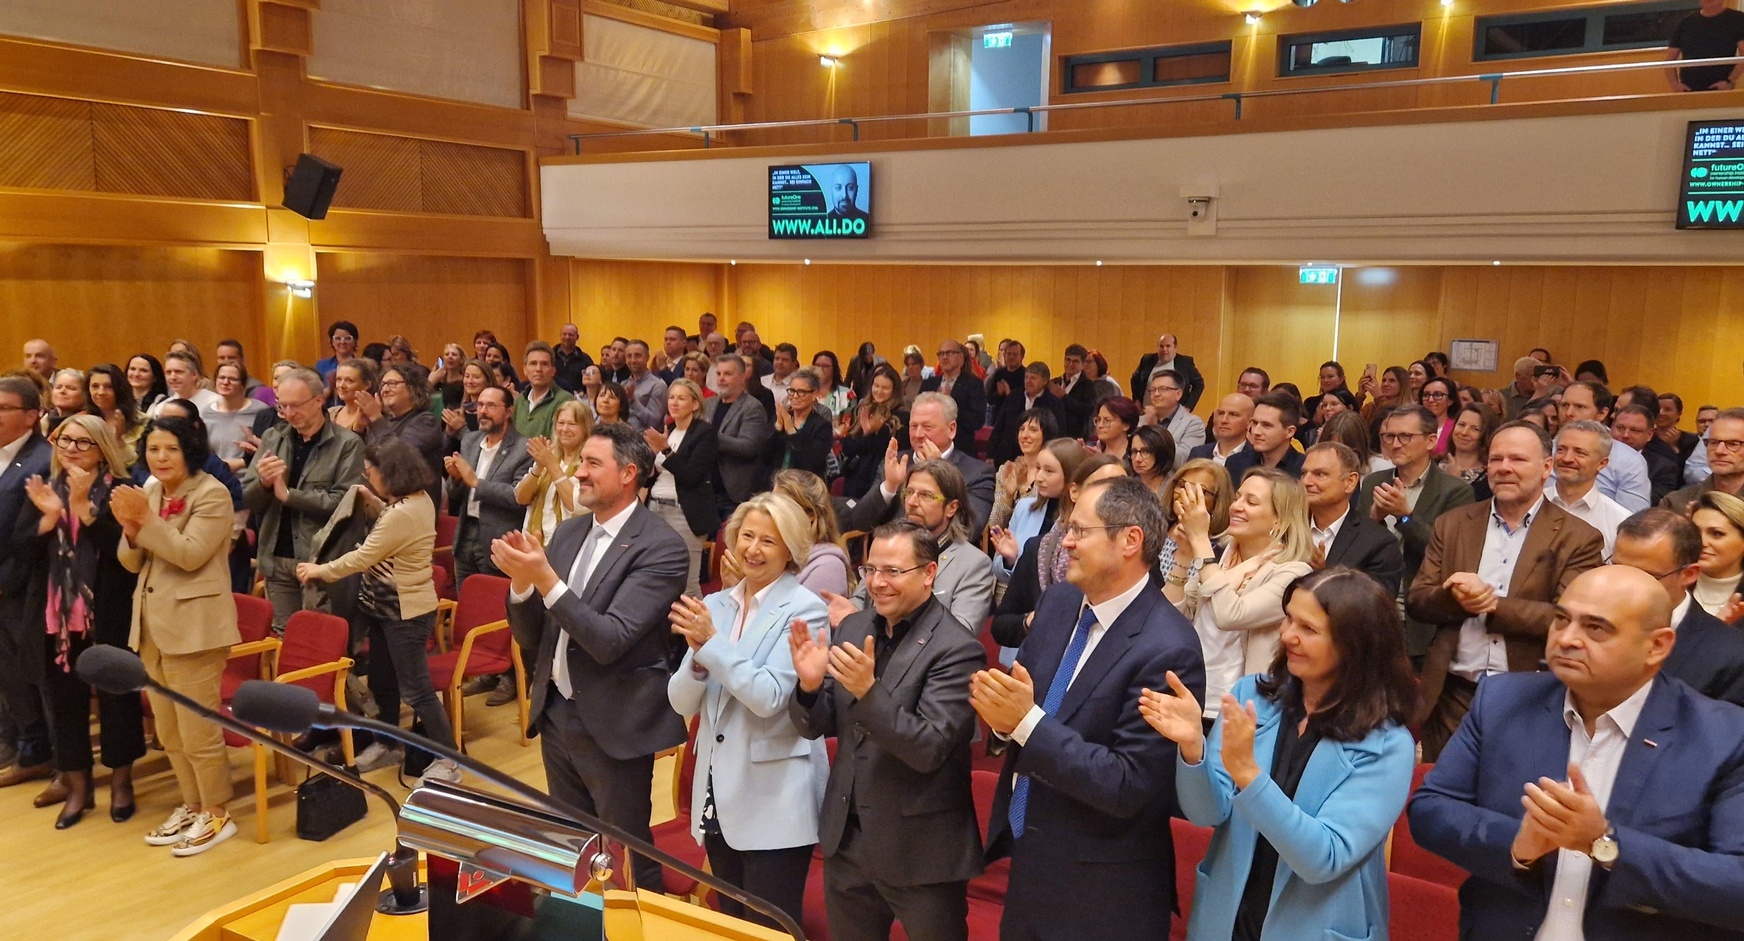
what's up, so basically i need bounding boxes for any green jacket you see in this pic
[513,386,576,439]
[242,419,365,561]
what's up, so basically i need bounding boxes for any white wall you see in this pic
[309,0,523,109]
[0,0,241,68]
[542,105,1744,265]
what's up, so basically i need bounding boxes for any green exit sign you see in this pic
[984,31,1013,48]
[1300,266,1339,285]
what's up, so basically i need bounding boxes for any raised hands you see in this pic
[669,595,718,652]
[1218,695,1262,790]
[1138,671,1205,764]
[969,662,1035,736]
[788,619,830,693]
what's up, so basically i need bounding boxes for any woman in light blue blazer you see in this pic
[1140,568,1418,941]
[667,491,830,928]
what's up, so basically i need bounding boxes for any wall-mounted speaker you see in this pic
[283,154,343,220]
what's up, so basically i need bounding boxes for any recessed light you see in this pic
[1493,260,1502,266]
[804,258,812,265]
[1095,260,1104,267]
[729,260,736,265]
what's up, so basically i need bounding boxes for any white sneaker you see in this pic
[170,811,237,857]
[145,804,196,846]
[420,758,462,785]
[354,742,404,773]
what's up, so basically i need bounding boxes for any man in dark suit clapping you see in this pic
[1612,509,1744,706]
[971,476,1206,941]
[789,519,986,941]
[495,422,689,892]
[1302,442,1405,596]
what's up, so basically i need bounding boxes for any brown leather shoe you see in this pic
[0,762,55,789]
[33,775,71,808]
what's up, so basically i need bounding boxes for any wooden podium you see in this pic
[172,857,790,941]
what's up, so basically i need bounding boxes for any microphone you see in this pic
[232,679,805,941]
[77,647,428,916]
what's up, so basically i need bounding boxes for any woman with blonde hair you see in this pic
[770,469,852,597]
[328,357,379,434]
[516,399,593,545]
[16,415,147,827]
[667,491,830,928]
[1165,466,1316,718]
[645,378,719,597]
[1692,490,1744,620]
[1160,459,1235,581]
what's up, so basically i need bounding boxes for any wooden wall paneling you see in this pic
[0,244,264,371]
[315,253,534,361]
[1336,267,1443,385]
[566,258,720,351]
[0,36,260,118]
[1230,265,1338,394]
[420,138,531,217]
[0,92,96,191]
[309,127,423,211]
[91,104,254,201]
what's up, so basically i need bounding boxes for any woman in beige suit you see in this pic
[112,416,241,857]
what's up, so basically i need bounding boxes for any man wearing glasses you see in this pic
[1611,509,1744,706]
[919,340,985,455]
[789,518,986,941]
[1662,407,1744,515]
[1141,370,1205,469]
[1357,405,1475,668]
[242,367,364,633]
[828,459,994,638]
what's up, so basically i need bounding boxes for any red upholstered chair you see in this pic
[653,718,707,901]
[219,594,282,844]
[432,513,458,585]
[425,574,524,749]
[1387,872,1459,941]
[1389,763,1468,888]
[1170,818,1213,941]
[699,522,728,597]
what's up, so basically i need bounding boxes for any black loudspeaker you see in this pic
[283,154,343,220]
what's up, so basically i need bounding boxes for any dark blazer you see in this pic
[1056,373,1099,438]
[984,365,1026,416]
[841,446,995,539]
[1223,443,1306,480]
[987,583,1206,941]
[653,419,720,538]
[920,372,987,455]
[1128,352,1206,412]
[1409,672,1744,941]
[0,432,52,608]
[702,393,771,505]
[447,428,535,548]
[1664,600,1744,707]
[1322,508,1407,598]
[1640,439,1683,507]
[789,596,985,887]
[987,388,1063,468]
[780,409,834,480]
[507,504,689,758]
[1405,500,1605,721]
[1356,463,1477,656]
[991,534,1045,649]
[1186,440,1238,464]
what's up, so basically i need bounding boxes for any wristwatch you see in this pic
[1590,826,1618,868]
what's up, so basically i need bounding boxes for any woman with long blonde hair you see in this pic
[516,399,593,544]
[770,469,853,597]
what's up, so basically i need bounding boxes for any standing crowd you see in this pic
[2,318,1742,940]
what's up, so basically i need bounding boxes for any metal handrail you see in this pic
[567,54,1744,152]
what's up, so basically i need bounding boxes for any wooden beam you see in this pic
[661,0,728,13]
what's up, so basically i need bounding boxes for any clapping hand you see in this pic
[882,439,910,493]
[643,427,669,453]
[669,596,717,651]
[110,485,151,540]
[915,437,944,462]
[490,529,557,595]
[1139,671,1205,764]
[818,590,858,628]
[1445,572,1498,615]
[356,390,383,421]
[1369,479,1409,521]
[1219,695,1262,790]
[988,525,1019,565]
[444,453,479,488]
[719,549,744,589]
[1174,481,1213,550]
[1719,593,1744,625]
[526,436,557,472]
[827,636,878,699]
[788,619,830,693]
[23,475,62,518]
[969,663,1035,736]
[1520,764,1609,855]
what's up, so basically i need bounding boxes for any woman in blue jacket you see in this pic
[1141,567,1418,941]
[667,491,830,929]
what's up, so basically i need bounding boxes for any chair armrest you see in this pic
[435,599,458,653]
[447,619,509,687]
[229,638,282,680]
[275,657,356,686]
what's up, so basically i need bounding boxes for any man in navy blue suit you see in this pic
[971,476,1207,941]
[1409,565,1744,941]
[0,376,54,784]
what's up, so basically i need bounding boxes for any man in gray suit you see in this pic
[494,422,689,892]
[1356,404,1476,662]
[702,354,770,515]
[243,367,364,632]
[789,519,985,941]
[445,386,534,581]
[828,459,993,635]
[842,392,994,540]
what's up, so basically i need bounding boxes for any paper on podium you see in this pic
[273,882,360,941]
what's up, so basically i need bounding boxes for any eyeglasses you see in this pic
[378,380,407,390]
[275,397,316,415]
[0,404,31,415]
[857,563,928,581]
[1062,522,1134,540]
[1602,557,1684,581]
[55,437,96,452]
[1708,438,1744,453]
[1379,432,1424,444]
[900,488,945,504]
[1420,392,1449,400]
[1130,447,1154,457]
[789,387,815,396]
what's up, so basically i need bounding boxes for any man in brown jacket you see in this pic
[1406,421,1604,760]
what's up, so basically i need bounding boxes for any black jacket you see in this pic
[1663,601,1744,707]
[654,419,720,538]
[1321,508,1406,598]
[1128,353,1206,412]
[920,372,987,455]
[1223,443,1306,480]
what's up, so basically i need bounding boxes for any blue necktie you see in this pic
[1009,604,1097,839]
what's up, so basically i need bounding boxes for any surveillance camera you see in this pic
[1186,195,1214,219]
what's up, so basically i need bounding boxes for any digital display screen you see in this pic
[769,162,872,239]
[1677,120,1744,229]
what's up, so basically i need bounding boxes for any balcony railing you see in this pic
[567,55,1744,154]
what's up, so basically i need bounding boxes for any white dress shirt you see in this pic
[0,431,30,472]
[503,502,633,696]
[466,437,502,519]
[1310,508,1349,557]
[1544,482,1630,558]
[1452,498,1544,680]
[650,424,688,502]
[1533,680,1652,941]
[1010,573,1150,745]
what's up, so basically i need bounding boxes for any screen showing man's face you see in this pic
[829,166,859,214]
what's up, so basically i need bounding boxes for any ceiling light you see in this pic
[1095,260,1104,266]
[819,56,838,68]
[804,258,812,265]
[1244,11,1263,25]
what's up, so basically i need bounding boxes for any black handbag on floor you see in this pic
[295,767,368,841]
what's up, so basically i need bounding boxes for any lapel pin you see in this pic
[917,637,927,646]
[1643,739,1658,748]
